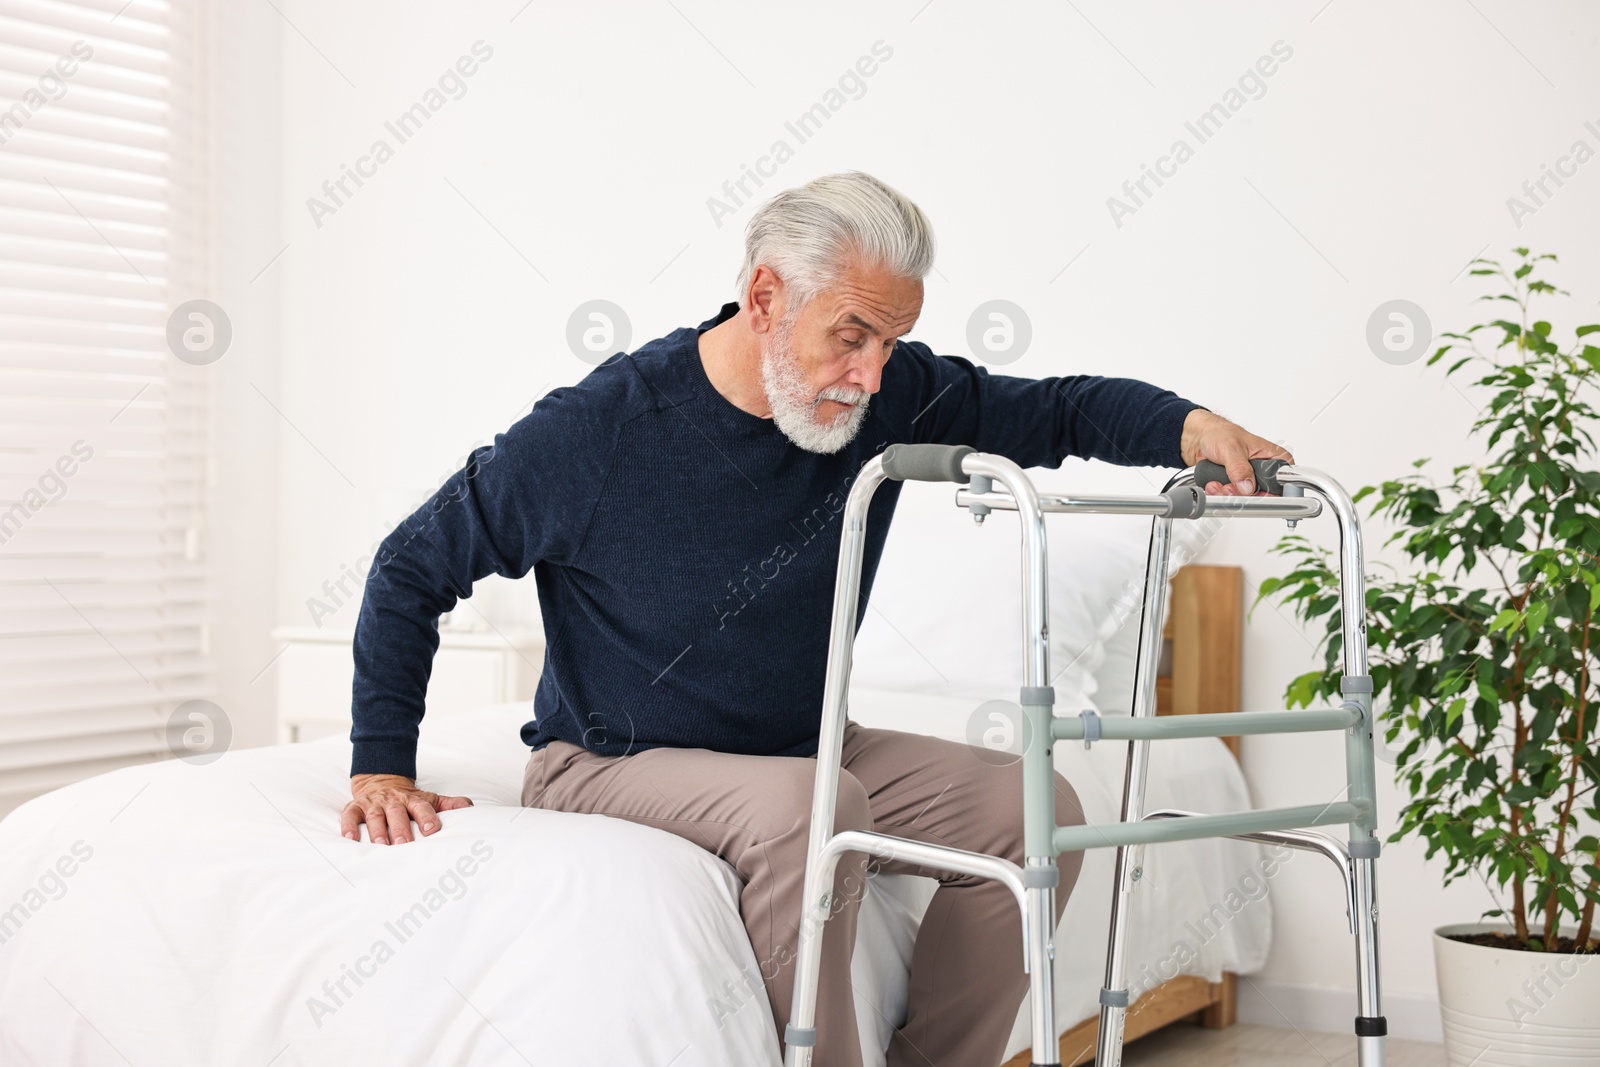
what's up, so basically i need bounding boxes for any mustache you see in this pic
[815,386,868,407]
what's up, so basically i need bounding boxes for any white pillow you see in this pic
[852,459,1179,713]
[1056,467,1216,716]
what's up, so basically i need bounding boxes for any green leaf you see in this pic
[1576,324,1600,338]
[1487,608,1520,633]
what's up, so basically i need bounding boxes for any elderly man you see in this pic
[341,171,1287,1067]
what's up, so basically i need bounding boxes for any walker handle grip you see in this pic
[1194,457,1287,495]
[881,444,975,483]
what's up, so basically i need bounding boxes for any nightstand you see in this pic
[271,625,544,744]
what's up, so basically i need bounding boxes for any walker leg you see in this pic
[1352,855,1386,1066]
[1345,678,1386,1067]
[783,464,886,1067]
[1025,877,1059,1065]
[782,869,828,1067]
[1017,478,1060,1065]
[1022,747,1061,1067]
[1306,462,1385,1067]
[1095,517,1175,1067]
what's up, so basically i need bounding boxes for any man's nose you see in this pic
[845,352,887,395]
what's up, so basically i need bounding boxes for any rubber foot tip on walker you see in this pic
[1353,1015,1388,1037]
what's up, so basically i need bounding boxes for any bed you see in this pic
[0,474,1272,1067]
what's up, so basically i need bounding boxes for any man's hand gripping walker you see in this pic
[784,445,1386,1067]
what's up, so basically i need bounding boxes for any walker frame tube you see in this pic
[1052,705,1361,741]
[962,453,1061,1063]
[1092,513,1173,1063]
[1144,811,1361,934]
[808,829,1034,967]
[1282,467,1387,1065]
[955,487,1324,521]
[782,451,1385,1067]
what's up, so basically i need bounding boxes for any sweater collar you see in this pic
[697,301,741,334]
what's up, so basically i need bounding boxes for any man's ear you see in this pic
[745,265,784,335]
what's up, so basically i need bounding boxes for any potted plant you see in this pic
[1260,248,1598,1063]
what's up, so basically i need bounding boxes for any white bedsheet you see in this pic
[0,699,1272,1067]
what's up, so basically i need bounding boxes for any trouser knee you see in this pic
[779,770,874,919]
[826,772,875,902]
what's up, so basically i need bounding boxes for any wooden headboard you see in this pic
[1156,564,1243,759]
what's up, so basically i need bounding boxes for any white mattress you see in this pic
[0,697,1272,1067]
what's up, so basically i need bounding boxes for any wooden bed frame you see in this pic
[1002,564,1245,1067]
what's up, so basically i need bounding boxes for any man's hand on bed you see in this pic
[1179,409,1292,496]
[343,774,474,845]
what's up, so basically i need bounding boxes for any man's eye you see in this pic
[839,334,864,347]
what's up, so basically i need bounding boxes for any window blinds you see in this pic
[0,0,212,807]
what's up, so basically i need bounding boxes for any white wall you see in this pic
[209,0,285,751]
[238,0,1600,1037]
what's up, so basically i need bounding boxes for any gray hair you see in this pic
[735,171,936,312]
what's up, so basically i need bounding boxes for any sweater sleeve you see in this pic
[348,382,616,779]
[890,340,1203,469]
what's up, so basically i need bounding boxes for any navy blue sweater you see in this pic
[349,302,1201,779]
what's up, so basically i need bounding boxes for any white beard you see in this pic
[760,314,870,454]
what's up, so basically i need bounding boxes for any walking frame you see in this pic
[783,445,1386,1067]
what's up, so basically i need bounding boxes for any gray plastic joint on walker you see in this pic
[1099,987,1130,1008]
[969,473,992,524]
[1340,675,1374,694]
[1022,865,1060,888]
[1162,485,1206,519]
[784,1025,817,1047]
[1283,483,1305,528]
[1078,709,1101,749]
[1019,685,1055,707]
[1348,837,1381,859]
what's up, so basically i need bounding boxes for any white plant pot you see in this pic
[1433,922,1599,1066]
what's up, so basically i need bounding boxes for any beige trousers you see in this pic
[521,720,1086,1067]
